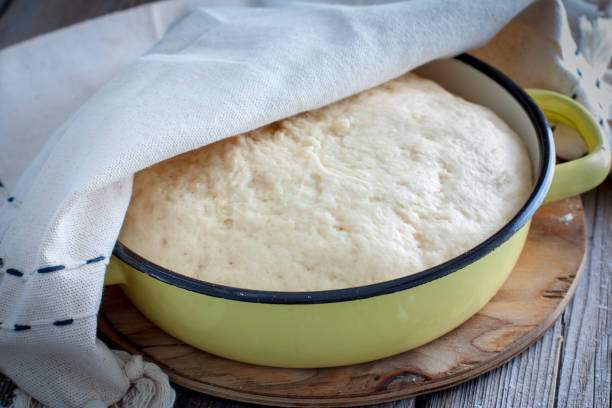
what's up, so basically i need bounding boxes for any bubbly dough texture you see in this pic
[119,73,533,291]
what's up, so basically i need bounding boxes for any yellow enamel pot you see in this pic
[104,54,610,368]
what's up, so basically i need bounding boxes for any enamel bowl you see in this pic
[104,54,610,368]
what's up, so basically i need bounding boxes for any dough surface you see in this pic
[119,73,533,291]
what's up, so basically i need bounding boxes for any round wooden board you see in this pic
[99,196,586,407]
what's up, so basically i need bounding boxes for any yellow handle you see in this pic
[103,256,127,286]
[527,89,611,203]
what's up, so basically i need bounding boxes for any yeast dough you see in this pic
[119,73,533,291]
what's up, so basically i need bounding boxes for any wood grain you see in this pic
[1,2,610,407]
[97,196,587,407]
[556,183,611,408]
[415,181,611,408]
[418,319,564,407]
[0,0,161,49]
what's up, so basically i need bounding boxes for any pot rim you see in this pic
[113,53,554,305]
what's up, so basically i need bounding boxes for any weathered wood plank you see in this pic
[0,2,609,408]
[96,195,586,407]
[0,0,160,49]
[556,182,611,408]
[417,318,563,408]
[173,385,258,408]
[0,375,16,407]
[172,383,418,408]
[369,400,417,408]
[418,183,609,408]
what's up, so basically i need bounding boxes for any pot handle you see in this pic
[526,89,611,203]
[103,256,127,286]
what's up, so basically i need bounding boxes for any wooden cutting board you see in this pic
[99,196,586,407]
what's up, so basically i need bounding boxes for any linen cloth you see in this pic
[0,0,610,407]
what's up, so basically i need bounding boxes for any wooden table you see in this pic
[0,1,609,407]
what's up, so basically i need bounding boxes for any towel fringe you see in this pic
[6,351,174,408]
[7,389,45,408]
[111,350,175,408]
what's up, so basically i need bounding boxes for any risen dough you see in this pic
[119,73,533,291]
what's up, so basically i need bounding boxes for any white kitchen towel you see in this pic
[0,0,609,407]
[472,0,612,159]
